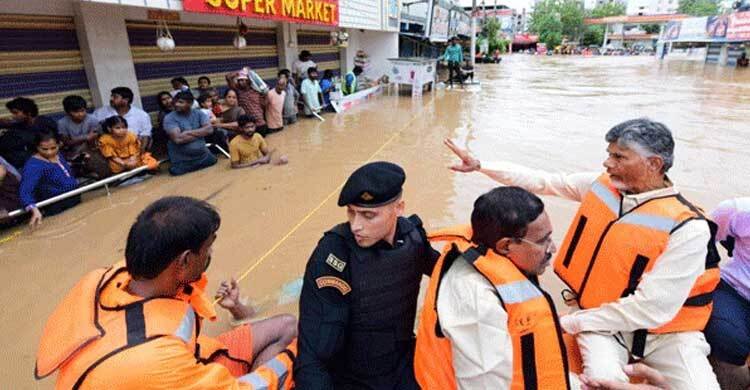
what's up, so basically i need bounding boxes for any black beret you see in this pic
[338,162,406,207]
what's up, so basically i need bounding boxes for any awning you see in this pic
[513,34,538,45]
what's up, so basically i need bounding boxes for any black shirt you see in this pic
[295,216,440,389]
[0,116,57,170]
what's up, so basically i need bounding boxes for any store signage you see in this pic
[727,11,750,40]
[183,0,339,26]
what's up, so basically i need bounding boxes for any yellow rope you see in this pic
[218,101,432,304]
[0,230,22,245]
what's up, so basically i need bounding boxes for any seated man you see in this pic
[163,91,218,176]
[0,97,57,170]
[705,198,750,389]
[35,196,297,389]
[229,115,288,169]
[415,186,575,389]
[93,87,152,153]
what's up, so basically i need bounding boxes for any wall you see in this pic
[340,0,383,30]
[75,2,141,107]
[343,29,399,79]
[0,0,75,16]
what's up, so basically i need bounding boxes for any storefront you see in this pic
[0,14,93,119]
[126,19,280,114]
[297,29,342,75]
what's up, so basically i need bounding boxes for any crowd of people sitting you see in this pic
[0,50,376,228]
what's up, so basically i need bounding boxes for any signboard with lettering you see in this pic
[429,0,451,42]
[727,11,750,40]
[183,0,339,26]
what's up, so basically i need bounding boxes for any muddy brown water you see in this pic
[2,55,748,388]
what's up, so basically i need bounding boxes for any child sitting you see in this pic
[19,131,80,227]
[197,94,219,125]
[229,115,288,169]
[99,116,158,175]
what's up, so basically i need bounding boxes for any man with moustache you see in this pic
[446,118,721,389]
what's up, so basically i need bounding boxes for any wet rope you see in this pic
[219,100,434,304]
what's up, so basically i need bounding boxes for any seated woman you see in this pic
[99,116,159,175]
[19,131,80,227]
[151,91,174,158]
[219,89,246,135]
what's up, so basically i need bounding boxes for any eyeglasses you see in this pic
[517,236,554,251]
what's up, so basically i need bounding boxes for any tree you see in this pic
[529,0,585,48]
[642,24,661,34]
[678,0,719,16]
[479,17,508,53]
[582,2,626,46]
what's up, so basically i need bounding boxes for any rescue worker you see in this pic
[445,118,721,389]
[295,161,440,389]
[415,186,576,389]
[342,66,363,96]
[35,196,297,389]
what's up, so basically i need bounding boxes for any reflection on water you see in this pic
[3,55,748,387]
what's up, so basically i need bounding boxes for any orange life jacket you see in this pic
[553,174,720,340]
[415,226,571,390]
[35,262,295,389]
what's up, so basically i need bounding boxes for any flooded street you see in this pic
[3,55,749,388]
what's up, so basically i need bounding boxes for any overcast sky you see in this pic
[456,0,599,12]
[456,0,535,12]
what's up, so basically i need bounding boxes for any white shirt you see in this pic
[438,252,581,389]
[479,161,711,335]
[93,105,153,138]
[293,59,317,80]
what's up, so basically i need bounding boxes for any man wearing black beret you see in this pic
[295,161,440,389]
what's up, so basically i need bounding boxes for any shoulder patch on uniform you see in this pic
[325,253,347,272]
[316,276,351,295]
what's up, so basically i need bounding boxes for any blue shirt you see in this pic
[20,156,78,209]
[163,109,212,164]
[443,44,464,63]
[320,78,334,105]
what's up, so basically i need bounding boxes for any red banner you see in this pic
[183,0,339,26]
[727,11,750,40]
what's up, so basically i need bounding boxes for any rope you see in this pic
[217,99,433,304]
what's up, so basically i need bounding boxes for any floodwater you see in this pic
[2,55,748,388]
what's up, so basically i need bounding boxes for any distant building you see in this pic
[626,0,679,15]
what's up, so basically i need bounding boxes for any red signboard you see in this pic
[727,11,750,40]
[183,0,339,27]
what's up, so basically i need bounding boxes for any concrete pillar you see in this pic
[278,22,299,71]
[719,44,729,66]
[74,1,141,108]
[602,24,608,48]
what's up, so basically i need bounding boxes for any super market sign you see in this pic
[184,0,339,26]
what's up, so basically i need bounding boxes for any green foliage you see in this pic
[588,2,626,18]
[581,2,626,46]
[678,0,719,16]
[642,24,661,34]
[479,18,510,53]
[530,0,586,48]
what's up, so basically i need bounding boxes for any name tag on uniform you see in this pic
[316,276,352,295]
[326,254,347,272]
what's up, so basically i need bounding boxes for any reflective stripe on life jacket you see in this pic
[415,226,570,390]
[35,263,295,389]
[553,174,720,336]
